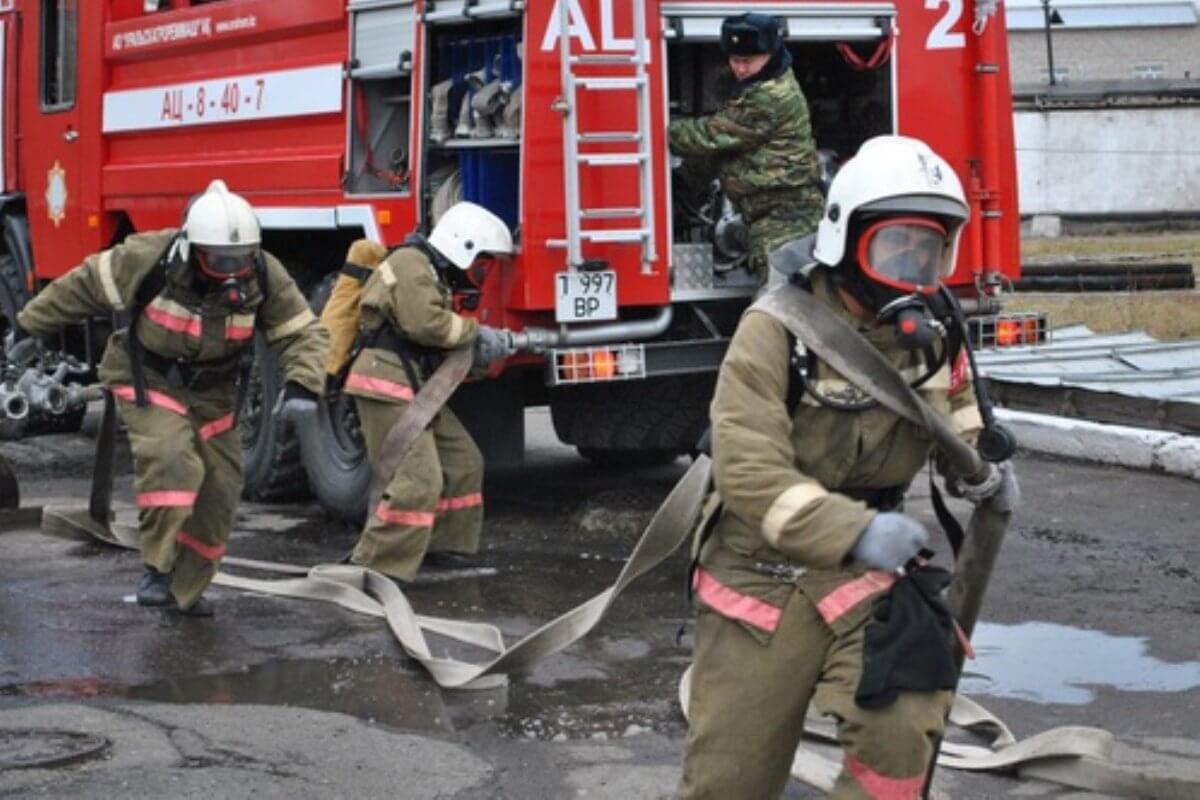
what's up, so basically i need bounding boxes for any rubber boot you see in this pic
[174,595,215,617]
[135,566,172,607]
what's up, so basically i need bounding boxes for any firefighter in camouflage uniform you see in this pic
[668,13,824,284]
[677,137,1020,799]
[345,202,514,584]
[13,180,328,616]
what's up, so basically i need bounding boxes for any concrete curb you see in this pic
[997,408,1200,481]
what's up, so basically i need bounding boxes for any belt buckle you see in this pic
[755,561,806,583]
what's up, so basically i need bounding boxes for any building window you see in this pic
[40,0,78,111]
[1132,63,1165,80]
[1038,66,1071,84]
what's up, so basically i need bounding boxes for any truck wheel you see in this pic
[549,373,715,465]
[0,253,29,337]
[240,334,310,501]
[301,390,370,524]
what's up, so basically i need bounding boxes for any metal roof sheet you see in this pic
[1006,0,1198,30]
[976,324,1200,402]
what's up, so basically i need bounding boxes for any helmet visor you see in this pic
[195,244,257,279]
[857,217,949,294]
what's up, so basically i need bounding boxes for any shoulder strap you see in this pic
[124,237,177,407]
[750,284,986,482]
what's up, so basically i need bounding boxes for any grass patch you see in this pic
[1022,234,1200,271]
[1006,291,1200,340]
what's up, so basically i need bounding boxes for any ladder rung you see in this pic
[570,54,641,66]
[578,132,641,144]
[579,153,646,167]
[576,77,645,91]
[580,207,644,220]
[580,228,650,243]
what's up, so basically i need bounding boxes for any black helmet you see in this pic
[720,13,782,57]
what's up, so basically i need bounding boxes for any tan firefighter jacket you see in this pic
[698,270,984,644]
[343,246,478,404]
[17,230,327,408]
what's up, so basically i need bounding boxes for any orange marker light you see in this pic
[592,350,617,380]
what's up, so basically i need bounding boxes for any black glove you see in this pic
[272,381,319,422]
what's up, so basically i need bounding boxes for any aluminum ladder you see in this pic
[555,0,656,274]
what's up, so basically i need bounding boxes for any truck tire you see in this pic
[240,334,310,501]
[0,253,29,337]
[301,389,370,524]
[297,272,370,522]
[549,373,715,466]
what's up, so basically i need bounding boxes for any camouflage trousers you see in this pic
[678,594,952,799]
[747,206,823,285]
[115,382,242,609]
[352,396,484,581]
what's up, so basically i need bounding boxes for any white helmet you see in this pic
[181,179,262,278]
[428,201,513,270]
[812,135,969,287]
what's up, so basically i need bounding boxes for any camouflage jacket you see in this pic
[698,272,983,644]
[18,230,328,404]
[669,70,823,225]
[344,246,478,405]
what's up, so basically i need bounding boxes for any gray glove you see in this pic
[473,326,512,368]
[959,461,1020,514]
[272,382,318,423]
[850,512,929,572]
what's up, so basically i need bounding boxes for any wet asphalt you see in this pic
[0,409,1198,798]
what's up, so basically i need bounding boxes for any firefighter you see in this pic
[11,180,328,616]
[344,201,514,584]
[677,136,1019,798]
[668,13,824,285]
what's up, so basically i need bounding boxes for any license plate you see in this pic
[555,270,617,323]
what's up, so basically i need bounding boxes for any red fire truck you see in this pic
[0,0,1029,520]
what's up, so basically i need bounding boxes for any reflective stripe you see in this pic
[948,350,970,396]
[378,261,397,286]
[145,297,202,338]
[137,490,197,508]
[761,482,828,545]
[345,373,415,401]
[693,568,782,633]
[815,571,895,625]
[374,502,436,527]
[266,308,316,342]
[845,754,925,799]
[97,250,125,310]
[111,385,188,416]
[226,313,256,341]
[199,414,235,441]
[447,314,465,346]
[951,404,984,437]
[437,492,482,512]
[176,531,227,562]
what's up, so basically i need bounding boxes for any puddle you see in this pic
[0,658,507,732]
[959,622,1200,705]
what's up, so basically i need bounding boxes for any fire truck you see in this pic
[0,0,1030,521]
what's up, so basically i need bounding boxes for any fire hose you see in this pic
[19,309,1198,797]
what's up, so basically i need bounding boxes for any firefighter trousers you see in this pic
[678,591,952,799]
[116,385,242,609]
[352,396,484,581]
